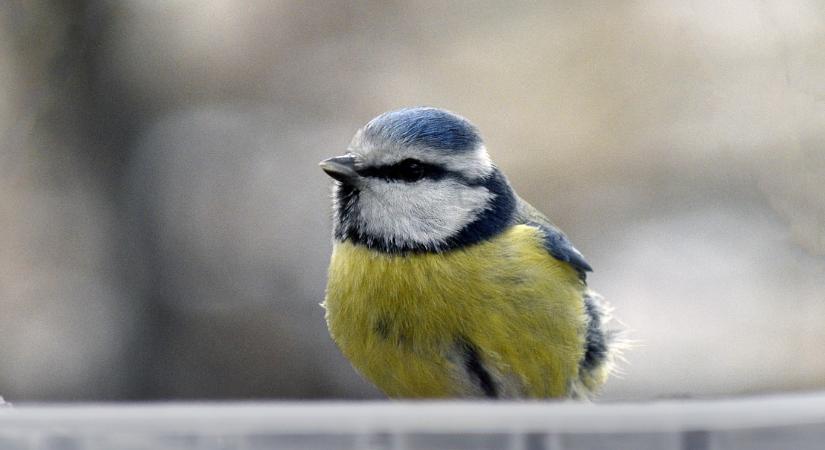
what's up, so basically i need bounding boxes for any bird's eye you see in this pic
[397,159,426,182]
[358,158,439,182]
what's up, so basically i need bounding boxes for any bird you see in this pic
[320,107,619,399]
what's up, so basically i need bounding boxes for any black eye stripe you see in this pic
[357,159,446,182]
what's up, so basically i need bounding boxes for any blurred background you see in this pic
[0,0,823,402]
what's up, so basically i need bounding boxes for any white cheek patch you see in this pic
[355,179,493,248]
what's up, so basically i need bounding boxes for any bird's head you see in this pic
[321,107,515,253]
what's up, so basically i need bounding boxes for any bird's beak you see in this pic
[319,154,360,184]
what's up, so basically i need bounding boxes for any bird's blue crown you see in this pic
[362,107,482,152]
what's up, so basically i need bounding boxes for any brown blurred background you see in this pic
[1,1,824,401]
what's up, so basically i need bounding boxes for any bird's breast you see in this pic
[323,224,587,398]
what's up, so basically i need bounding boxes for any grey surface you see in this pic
[1,393,825,449]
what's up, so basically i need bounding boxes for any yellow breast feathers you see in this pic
[323,224,590,399]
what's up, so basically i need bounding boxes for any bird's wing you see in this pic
[513,197,617,398]
[513,196,592,278]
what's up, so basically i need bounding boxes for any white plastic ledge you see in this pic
[1,392,825,435]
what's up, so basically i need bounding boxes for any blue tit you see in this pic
[320,107,619,399]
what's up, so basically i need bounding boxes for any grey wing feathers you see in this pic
[513,196,593,277]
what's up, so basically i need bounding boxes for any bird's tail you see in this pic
[569,290,631,399]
